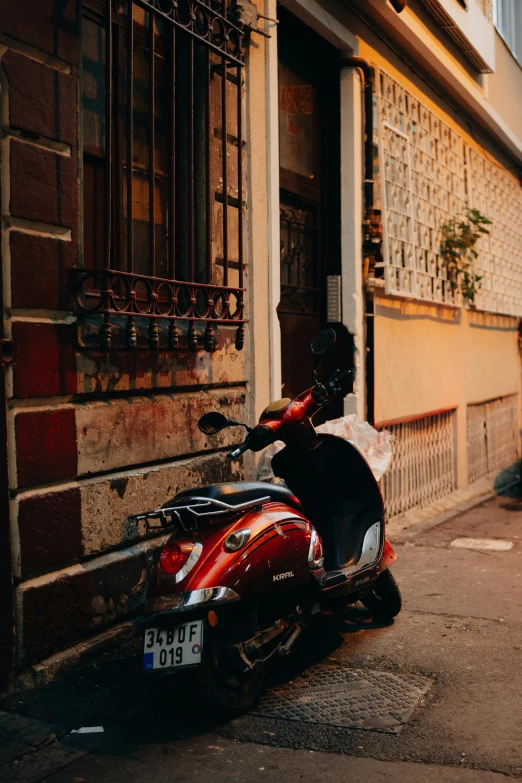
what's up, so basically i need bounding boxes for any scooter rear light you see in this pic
[160,542,187,574]
[159,539,202,581]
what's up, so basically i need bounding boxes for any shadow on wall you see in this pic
[494,459,522,499]
[375,298,462,325]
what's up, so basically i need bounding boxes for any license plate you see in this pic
[143,621,203,671]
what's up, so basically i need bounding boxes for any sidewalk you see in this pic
[386,466,519,540]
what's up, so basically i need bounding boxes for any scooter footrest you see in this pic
[322,571,347,589]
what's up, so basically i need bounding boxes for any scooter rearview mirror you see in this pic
[311,328,336,356]
[311,328,336,373]
[198,411,230,435]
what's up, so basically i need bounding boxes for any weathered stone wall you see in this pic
[1,0,250,677]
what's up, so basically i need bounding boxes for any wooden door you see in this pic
[277,9,344,409]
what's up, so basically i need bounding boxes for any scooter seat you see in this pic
[174,481,303,514]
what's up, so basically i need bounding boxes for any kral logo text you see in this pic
[273,571,294,582]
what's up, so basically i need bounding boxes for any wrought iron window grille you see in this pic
[76,0,248,352]
[279,200,319,317]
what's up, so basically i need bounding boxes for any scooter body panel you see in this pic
[380,537,397,572]
[151,502,313,602]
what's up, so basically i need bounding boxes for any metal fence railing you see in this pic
[381,409,457,519]
[467,394,519,484]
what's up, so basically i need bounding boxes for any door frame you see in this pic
[0,61,15,690]
[267,0,365,416]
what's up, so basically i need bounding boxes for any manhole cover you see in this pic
[252,665,432,734]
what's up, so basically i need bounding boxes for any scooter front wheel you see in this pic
[361,569,402,620]
[197,625,265,717]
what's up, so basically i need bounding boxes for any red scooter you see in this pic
[134,329,401,715]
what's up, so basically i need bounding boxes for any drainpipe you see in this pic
[341,56,374,208]
[340,56,377,425]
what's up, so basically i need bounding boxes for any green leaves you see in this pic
[440,208,491,303]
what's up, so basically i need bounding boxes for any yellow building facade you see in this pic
[260,0,522,520]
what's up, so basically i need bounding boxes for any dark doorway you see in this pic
[277,8,349,417]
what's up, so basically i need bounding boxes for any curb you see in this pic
[10,622,137,695]
[0,710,91,783]
[386,475,498,541]
[387,473,520,542]
[390,490,496,541]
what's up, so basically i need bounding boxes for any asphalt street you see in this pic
[2,492,521,782]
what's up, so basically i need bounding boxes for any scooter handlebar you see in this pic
[226,423,275,460]
[227,441,250,460]
[312,368,352,405]
[326,368,351,393]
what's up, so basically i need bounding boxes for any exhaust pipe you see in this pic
[278,624,302,656]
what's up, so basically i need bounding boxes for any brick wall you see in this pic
[0,1,248,679]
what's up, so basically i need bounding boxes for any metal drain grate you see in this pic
[252,665,432,734]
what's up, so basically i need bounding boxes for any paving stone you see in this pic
[0,738,32,766]
[0,739,87,783]
[0,711,65,748]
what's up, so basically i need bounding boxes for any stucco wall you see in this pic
[374,298,520,486]
[374,301,519,423]
[486,34,522,148]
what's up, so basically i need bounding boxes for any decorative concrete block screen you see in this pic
[467,394,519,484]
[376,70,522,318]
[377,70,466,306]
[381,409,456,519]
[466,149,522,316]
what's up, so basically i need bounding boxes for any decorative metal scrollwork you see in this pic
[73,268,245,352]
[279,203,319,316]
[140,0,247,63]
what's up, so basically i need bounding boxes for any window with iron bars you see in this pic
[76,0,246,352]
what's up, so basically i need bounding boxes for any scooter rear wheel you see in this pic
[197,625,265,718]
[361,569,402,620]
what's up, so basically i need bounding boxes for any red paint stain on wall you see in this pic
[16,407,77,488]
[12,322,77,399]
[18,487,82,579]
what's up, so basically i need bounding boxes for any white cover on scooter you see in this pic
[257,414,393,483]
